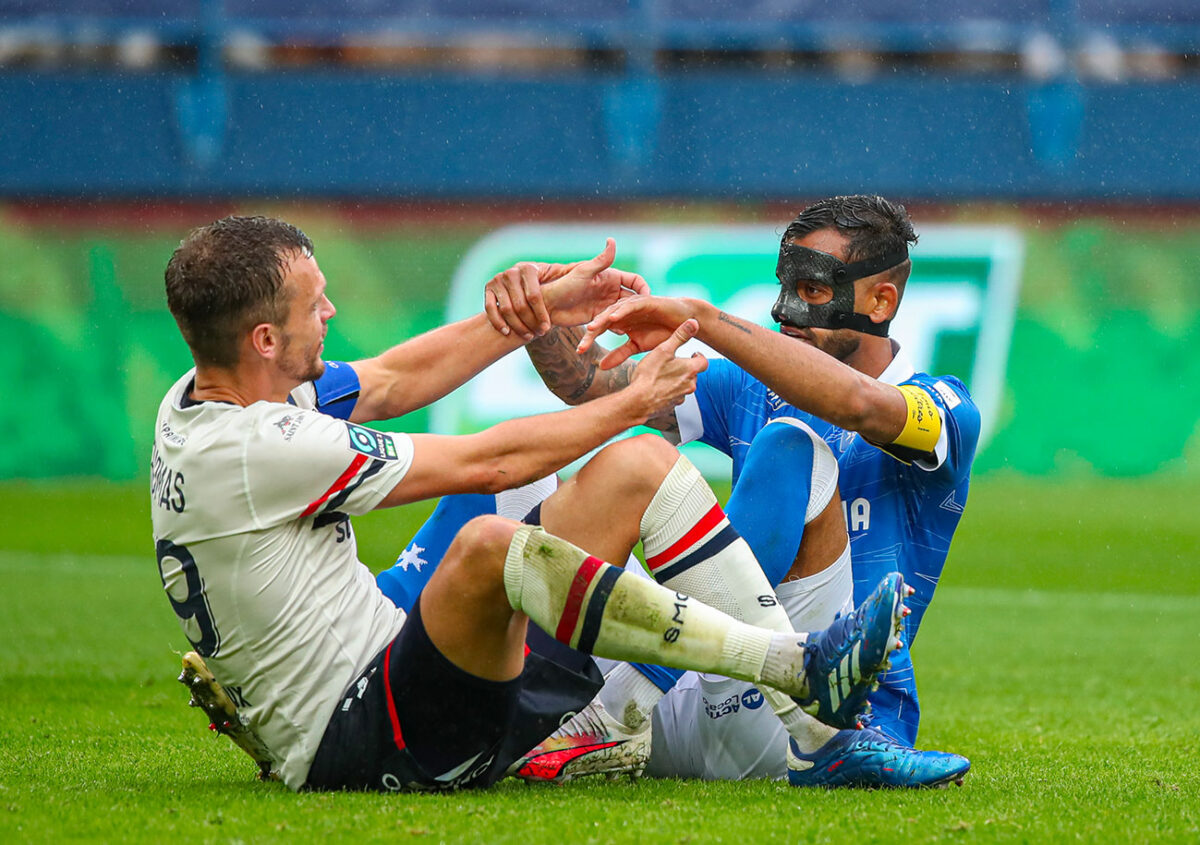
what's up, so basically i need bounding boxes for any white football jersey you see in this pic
[151,370,414,789]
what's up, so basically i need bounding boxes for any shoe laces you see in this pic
[808,608,859,662]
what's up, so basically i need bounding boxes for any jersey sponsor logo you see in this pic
[740,688,765,710]
[703,692,745,720]
[345,422,399,460]
[932,380,962,410]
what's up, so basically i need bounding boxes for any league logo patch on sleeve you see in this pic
[345,423,400,461]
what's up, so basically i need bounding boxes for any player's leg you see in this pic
[637,419,967,787]
[515,429,898,781]
[376,476,559,613]
[418,514,901,754]
[525,432,809,766]
[375,493,496,613]
[643,418,852,779]
[311,509,830,792]
[623,421,851,730]
[538,431,818,709]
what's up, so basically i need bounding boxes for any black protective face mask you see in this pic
[771,243,908,337]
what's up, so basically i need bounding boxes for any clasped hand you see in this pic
[482,238,649,341]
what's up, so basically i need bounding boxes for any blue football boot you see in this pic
[788,728,970,788]
[793,571,909,729]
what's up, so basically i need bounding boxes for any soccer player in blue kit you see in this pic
[565,195,978,775]
[379,196,975,787]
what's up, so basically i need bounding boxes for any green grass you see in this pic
[1,476,1198,842]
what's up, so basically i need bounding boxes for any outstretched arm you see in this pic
[581,296,908,444]
[347,239,636,424]
[377,321,703,506]
[348,313,526,423]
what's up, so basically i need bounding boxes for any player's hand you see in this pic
[577,295,695,370]
[626,319,708,420]
[482,239,649,340]
[483,260,560,341]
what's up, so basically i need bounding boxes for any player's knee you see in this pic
[760,417,823,452]
[758,418,838,523]
[588,434,679,491]
[445,514,520,584]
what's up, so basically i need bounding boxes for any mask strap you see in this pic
[832,246,910,283]
[826,310,891,337]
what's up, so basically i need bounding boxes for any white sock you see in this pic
[597,663,662,730]
[640,456,795,634]
[778,544,854,631]
[503,526,795,689]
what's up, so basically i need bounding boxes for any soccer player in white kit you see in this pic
[152,215,909,792]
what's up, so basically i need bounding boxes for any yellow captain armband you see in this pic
[891,384,942,453]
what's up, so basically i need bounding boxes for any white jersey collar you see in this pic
[876,340,916,386]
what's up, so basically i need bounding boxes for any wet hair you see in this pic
[782,195,918,270]
[165,216,313,367]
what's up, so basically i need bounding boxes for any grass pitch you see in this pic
[1,475,1198,842]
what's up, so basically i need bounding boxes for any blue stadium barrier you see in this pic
[2,1,1199,200]
[3,70,1199,200]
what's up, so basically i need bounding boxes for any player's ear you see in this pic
[868,281,899,322]
[249,322,279,360]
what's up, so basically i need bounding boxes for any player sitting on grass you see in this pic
[155,215,908,792]
[370,214,971,787]
[465,195,975,787]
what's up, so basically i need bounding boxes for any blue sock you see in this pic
[375,493,495,613]
[725,419,818,586]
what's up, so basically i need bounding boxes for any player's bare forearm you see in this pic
[527,327,632,405]
[350,313,527,423]
[527,327,680,436]
[381,319,702,506]
[689,301,907,442]
[392,391,647,504]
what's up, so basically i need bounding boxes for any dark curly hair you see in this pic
[782,195,918,266]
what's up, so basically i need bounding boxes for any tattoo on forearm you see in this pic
[568,365,597,401]
[718,311,753,335]
[527,326,633,404]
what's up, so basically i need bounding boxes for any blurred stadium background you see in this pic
[2,0,1198,484]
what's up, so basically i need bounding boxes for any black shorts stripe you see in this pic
[653,524,739,584]
[575,565,623,654]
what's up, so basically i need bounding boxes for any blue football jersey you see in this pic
[676,346,981,746]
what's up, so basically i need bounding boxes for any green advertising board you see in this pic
[432,224,1023,476]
